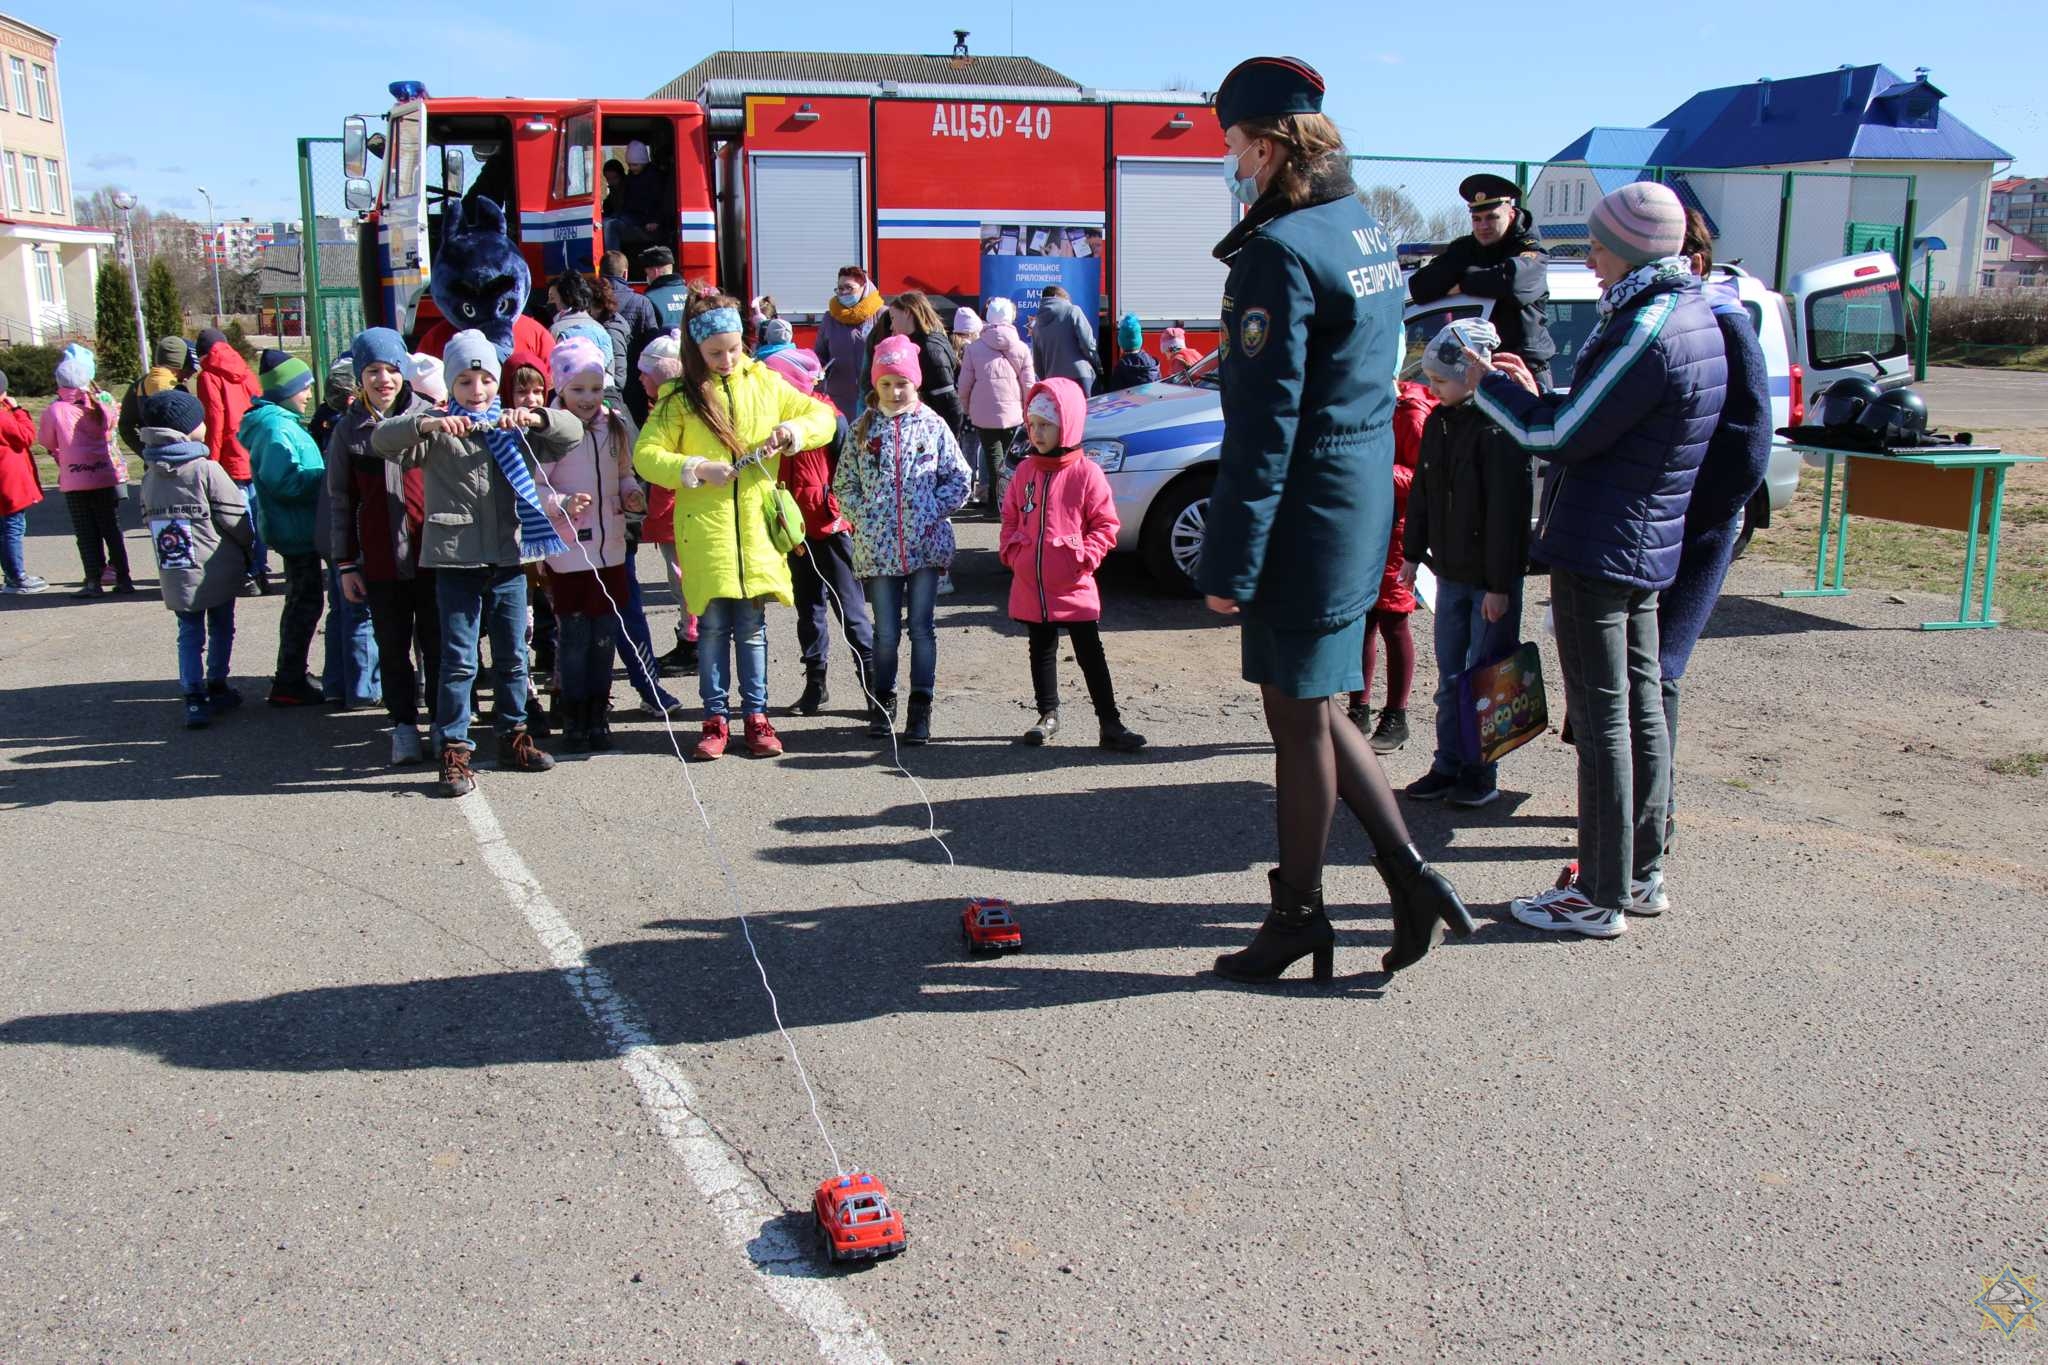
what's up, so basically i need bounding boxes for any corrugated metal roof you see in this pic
[1550,64,2010,170]
[652,50,1078,102]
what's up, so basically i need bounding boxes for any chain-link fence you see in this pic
[1349,154,1917,292]
[291,136,367,396]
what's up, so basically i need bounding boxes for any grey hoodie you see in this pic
[1028,296,1100,396]
[140,434,253,613]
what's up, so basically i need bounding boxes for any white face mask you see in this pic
[1223,143,1263,206]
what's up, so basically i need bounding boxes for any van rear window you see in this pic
[1805,278,1907,369]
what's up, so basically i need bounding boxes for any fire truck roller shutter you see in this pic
[748,153,865,315]
[1114,159,1237,327]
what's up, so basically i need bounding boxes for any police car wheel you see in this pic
[1142,471,1214,596]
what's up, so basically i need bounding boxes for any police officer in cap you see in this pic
[1406,172,1557,384]
[1199,55,1472,985]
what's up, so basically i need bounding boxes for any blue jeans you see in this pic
[697,596,768,718]
[866,567,940,698]
[235,480,270,578]
[0,509,25,585]
[323,564,382,703]
[617,542,667,706]
[435,566,529,749]
[1429,578,1524,787]
[175,602,236,696]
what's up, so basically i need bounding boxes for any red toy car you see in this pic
[813,1172,906,1263]
[961,898,1023,953]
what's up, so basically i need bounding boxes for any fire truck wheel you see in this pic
[1142,470,1215,597]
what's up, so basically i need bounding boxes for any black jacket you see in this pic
[1403,400,1534,595]
[911,330,964,434]
[1102,349,1161,393]
[1405,210,1555,369]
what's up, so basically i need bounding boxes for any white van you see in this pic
[1078,253,1907,592]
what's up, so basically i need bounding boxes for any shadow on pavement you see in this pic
[0,679,401,808]
[1700,592,1863,640]
[0,894,1424,1071]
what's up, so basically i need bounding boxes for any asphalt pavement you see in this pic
[2,499,2043,1362]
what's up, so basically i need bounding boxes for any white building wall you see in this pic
[1848,158,1995,296]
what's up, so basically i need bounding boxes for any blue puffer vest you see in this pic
[1475,260,1727,591]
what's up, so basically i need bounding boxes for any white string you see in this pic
[797,544,956,868]
[522,424,846,1178]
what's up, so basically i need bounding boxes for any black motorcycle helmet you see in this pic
[1865,388,1929,448]
[1814,374,1883,431]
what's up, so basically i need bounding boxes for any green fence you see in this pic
[1347,154,1918,295]
[294,136,366,398]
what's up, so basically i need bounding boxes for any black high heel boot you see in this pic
[1214,871,1336,985]
[1375,843,1475,973]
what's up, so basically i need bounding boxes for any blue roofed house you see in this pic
[1530,65,2011,295]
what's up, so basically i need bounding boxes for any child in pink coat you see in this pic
[998,378,1145,751]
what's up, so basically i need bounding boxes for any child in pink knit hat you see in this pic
[830,334,972,745]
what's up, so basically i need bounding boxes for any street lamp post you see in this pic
[195,185,224,323]
[110,190,150,375]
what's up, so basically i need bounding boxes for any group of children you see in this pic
[106,280,1152,797]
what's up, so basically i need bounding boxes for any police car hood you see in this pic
[1083,381,1223,449]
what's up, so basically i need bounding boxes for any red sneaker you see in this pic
[692,716,730,761]
[743,712,784,758]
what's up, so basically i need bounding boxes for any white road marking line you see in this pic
[458,790,893,1365]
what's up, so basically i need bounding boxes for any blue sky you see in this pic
[29,0,2046,224]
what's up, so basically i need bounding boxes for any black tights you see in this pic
[1027,621,1118,720]
[1261,686,1412,894]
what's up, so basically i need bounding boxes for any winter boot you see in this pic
[1098,714,1148,752]
[866,692,898,739]
[438,743,476,798]
[183,693,211,730]
[587,698,614,752]
[495,727,556,773]
[794,668,829,717]
[1370,707,1409,754]
[560,698,592,754]
[1346,698,1372,731]
[902,691,933,746]
[1213,870,1336,985]
[1375,843,1474,974]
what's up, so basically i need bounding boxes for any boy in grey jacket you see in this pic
[371,329,581,796]
[139,389,253,729]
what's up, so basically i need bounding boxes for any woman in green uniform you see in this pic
[1199,56,1474,983]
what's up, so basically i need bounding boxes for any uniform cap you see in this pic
[1214,56,1325,132]
[1458,173,1522,211]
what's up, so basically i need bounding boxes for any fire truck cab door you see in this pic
[376,98,430,332]
[534,101,601,277]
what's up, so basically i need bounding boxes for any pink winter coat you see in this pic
[958,322,1036,432]
[1000,378,1119,623]
[536,402,642,573]
[39,387,123,492]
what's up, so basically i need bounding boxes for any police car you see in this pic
[1075,253,1908,593]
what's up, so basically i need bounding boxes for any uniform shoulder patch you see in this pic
[1240,307,1270,358]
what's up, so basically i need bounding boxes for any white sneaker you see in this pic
[1509,884,1625,938]
[390,724,424,766]
[2,575,48,594]
[936,572,955,596]
[1629,874,1669,917]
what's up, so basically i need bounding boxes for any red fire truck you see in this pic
[340,74,1231,354]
